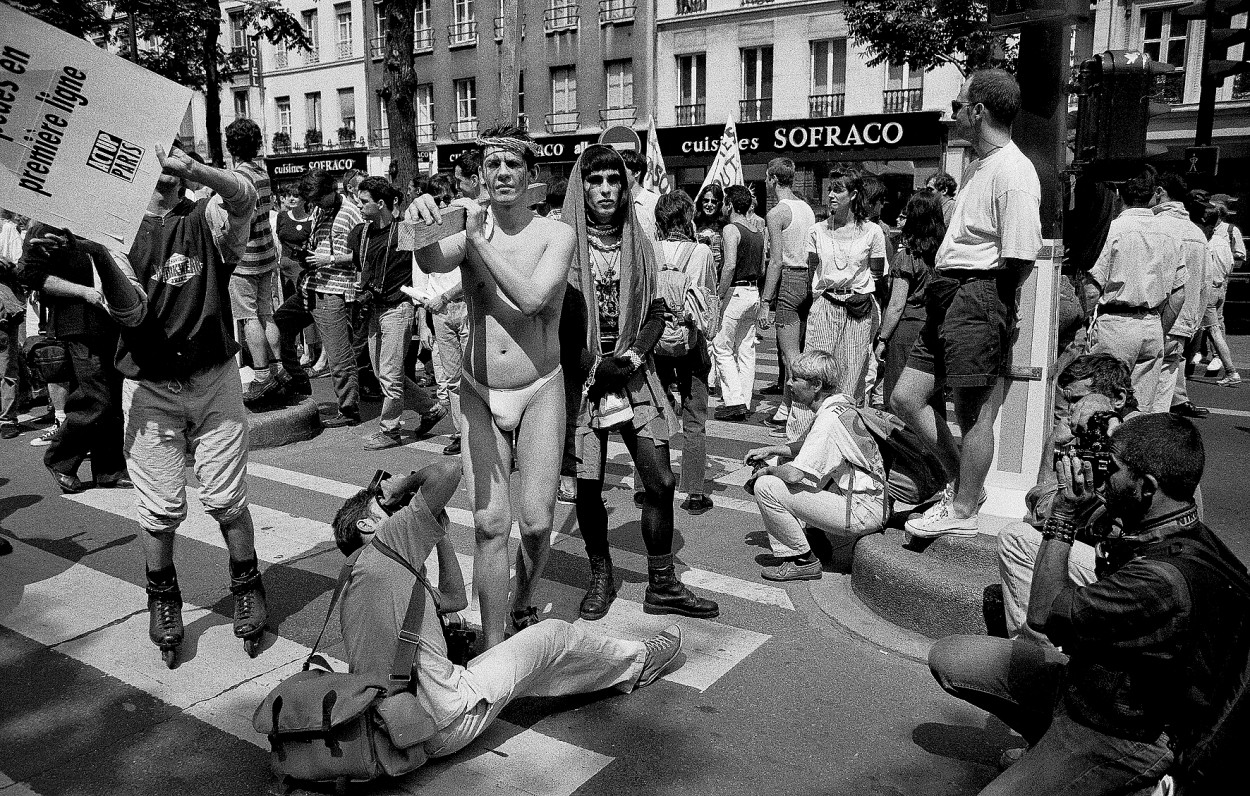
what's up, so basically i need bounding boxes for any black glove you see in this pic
[586,355,633,403]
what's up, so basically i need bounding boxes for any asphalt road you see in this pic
[2,339,1247,796]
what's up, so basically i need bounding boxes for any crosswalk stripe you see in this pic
[0,772,42,796]
[62,481,775,689]
[0,537,614,796]
[245,462,792,611]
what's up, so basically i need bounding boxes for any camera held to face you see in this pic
[1054,410,1116,490]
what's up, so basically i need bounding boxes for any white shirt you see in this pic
[936,140,1042,271]
[405,203,462,303]
[791,395,885,495]
[806,221,885,295]
[1209,222,1236,287]
[1089,208,1186,309]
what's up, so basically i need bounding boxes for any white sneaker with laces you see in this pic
[913,482,955,522]
[30,422,59,447]
[905,504,980,538]
[1205,357,1223,374]
[1218,372,1241,387]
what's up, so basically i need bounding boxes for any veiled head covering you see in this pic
[561,145,659,357]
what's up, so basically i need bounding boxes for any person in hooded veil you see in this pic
[558,145,720,621]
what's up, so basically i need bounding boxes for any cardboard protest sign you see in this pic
[397,183,546,252]
[0,5,192,247]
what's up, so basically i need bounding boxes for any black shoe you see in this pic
[0,423,20,440]
[49,468,86,494]
[1170,401,1210,418]
[713,405,748,422]
[644,566,719,618]
[760,382,784,396]
[242,376,283,405]
[0,537,11,555]
[681,495,714,516]
[360,384,384,402]
[283,375,313,396]
[322,411,361,428]
[579,556,617,620]
[413,404,447,437]
[633,491,646,508]
[95,475,135,489]
[442,437,461,456]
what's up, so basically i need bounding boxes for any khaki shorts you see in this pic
[229,269,277,321]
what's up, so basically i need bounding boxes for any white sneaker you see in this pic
[913,482,955,522]
[905,504,980,538]
[1205,357,1223,375]
[770,405,790,424]
[30,422,59,447]
[1190,352,1204,367]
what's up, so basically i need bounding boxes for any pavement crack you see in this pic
[49,609,147,650]
[177,656,301,714]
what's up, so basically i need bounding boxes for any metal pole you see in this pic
[127,10,140,62]
[1013,19,1071,239]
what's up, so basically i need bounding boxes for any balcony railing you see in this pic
[370,35,385,59]
[1154,71,1185,104]
[545,4,579,33]
[739,97,772,122]
[494,15,526,41]
[599,0,635,24]
[741,0,774,5]
[545,111,579,133]
[274,49,288,68]
[451,119,478,140]
[303,47,320,65]
[370,126,389,149]
[598,106,637,126]
[448,21,477,47]
[883,87,923,114]
[676,0,706,11]
[675,103,705,126]
[336,39,352,59]
[809,93,845,118]
[414,27,433,53]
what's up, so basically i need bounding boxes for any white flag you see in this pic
[698,116,744,195]
[643,115,671,194]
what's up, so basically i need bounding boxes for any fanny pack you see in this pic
[823,290,875,320]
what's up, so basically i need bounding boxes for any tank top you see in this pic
[731,221,765,285]
[779,198,816,270]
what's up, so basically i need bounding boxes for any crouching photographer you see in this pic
[928,413,1250,795]
[326,460,686,764]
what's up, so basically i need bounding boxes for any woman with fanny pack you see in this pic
[804,172,886,406]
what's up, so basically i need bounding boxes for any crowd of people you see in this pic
[2,66,1248,794]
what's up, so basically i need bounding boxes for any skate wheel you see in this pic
[162,647,177,668]
[244,636,261,658]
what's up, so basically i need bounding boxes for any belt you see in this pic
[1099,304,1159,317]
[731,280,758,287]
[823,287,856,296]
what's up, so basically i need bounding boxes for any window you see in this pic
[741,46,773,122]
[551,66,577,113]
[454,0,475,25]
[450,0,477,45]
[547,0,578,32]
[605,60,633,108]
[229,12,247,53]
[415,0,433,51]
[375,96,390,147]
[234,89,250,120]
[276,96,292,137]
[809,38,846,116]
[338,87,356,133]
[306,92,322,133]
[336,4,353,59]
[455,78,477,121]
[415,83,434,142]
[302,10,320,63]
[676,52,706,125]
[371,2,387,58]
[884,61,923,113]
[1141,7,1189,103]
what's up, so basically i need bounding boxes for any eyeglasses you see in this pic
[585,174,622,186]
[951,100,965,116]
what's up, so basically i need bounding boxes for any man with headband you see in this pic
[409,125,576,650]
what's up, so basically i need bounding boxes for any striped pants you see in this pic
[803,296,880,405]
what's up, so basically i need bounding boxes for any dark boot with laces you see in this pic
[644,555,719,619]
[230,557,268,657]
[147,566,183,668]
[579,555,616,620]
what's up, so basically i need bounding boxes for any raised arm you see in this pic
[464,202,575,317]
[408,195,467,275]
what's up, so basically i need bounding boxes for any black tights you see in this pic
[576,425,676,559]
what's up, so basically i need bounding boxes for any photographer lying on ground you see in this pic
[929,413,1250,794]
[331,460,684,760]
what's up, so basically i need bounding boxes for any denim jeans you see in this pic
[929,635,1172,796]
[0,314,22,422]
[275,291,359,415]
[996,521,1097,643]
[753,474,885,556]
[431,303,469,432]
[367,301,415,433]
[46,335,126,480]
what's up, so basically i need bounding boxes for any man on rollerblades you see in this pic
[29,143,267,666]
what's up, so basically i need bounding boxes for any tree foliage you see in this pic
[842,0,1015,76]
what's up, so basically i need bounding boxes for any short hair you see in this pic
[477,124,537,169]
[927,172,957,197]
[343,169,365,191]
[546,177,567,207]
[724,184,753,215]
[1119,165,1158,207]
[332,489,375,556]
[1112,413,1204,501]
[357,176,399,210]
[419,174,455,205]
[767,158,796,187]
[1058,353,1138,413]
[1157,171,1187,202]
[968,68,1022,126]
[453,149,482,179]
[620,148,647,179]
[655,190,694,237]
[299,168,337,202]
[790,350,838,389]
[579,144,625,181]
[901,189,946,256]
[279,182,301,199]
[225,118,263,161]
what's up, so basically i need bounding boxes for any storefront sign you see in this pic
[657,111,945,159]
[438,131,605,166]
[264,149,369,183]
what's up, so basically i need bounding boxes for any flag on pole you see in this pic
[643,115,671,195]
[698,116,745,194]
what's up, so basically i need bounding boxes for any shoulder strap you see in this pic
[372,539,447,692]
[304,558,357,671]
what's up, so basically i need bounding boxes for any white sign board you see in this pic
[0,5,192,247]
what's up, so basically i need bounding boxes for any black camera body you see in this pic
[1054,410,1116,489]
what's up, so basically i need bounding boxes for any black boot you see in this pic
[229,557,268,656]
[579,555,617,620]
[644,555,719,619]
[147,566,184,668]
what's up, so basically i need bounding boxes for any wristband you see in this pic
[1041,515,1077,545]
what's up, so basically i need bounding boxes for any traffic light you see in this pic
[1072,50,1175,166]
[1178,0,1250,145]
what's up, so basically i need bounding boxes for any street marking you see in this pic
[0,772,42,796]
[0,538,615,796]
[245,463,793,611]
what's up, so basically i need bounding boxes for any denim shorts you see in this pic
[907,269,1019,388]
[774,267,812,327]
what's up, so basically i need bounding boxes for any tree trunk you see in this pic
[202,13,224,167]
[384,0,421,191]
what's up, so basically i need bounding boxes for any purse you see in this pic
[23,304,72,383]
[592,390,634,430]
[252,540,445,790]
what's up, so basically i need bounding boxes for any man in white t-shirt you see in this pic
[891,68,1043,539]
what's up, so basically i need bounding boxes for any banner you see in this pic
[0,5,193,247]
[698,116,744,194]
[642,115,670,195]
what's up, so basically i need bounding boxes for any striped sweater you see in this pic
[232,160,279,276]
[305,198,363,300]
